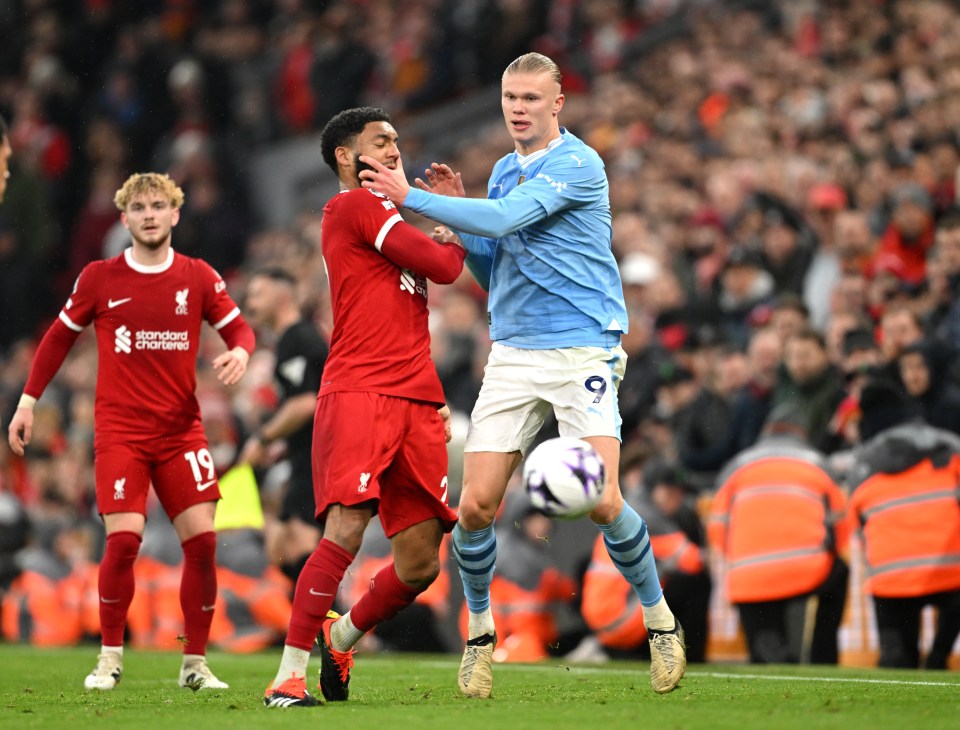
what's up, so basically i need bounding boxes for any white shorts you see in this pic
[465,342,627,454]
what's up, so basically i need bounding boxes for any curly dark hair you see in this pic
[319,107,392,175]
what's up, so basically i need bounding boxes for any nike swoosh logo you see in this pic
[107,298,132,308]
[309,589,334,597]
[197,480,217,491]
[101,597,122,604]
[201,604,216,612]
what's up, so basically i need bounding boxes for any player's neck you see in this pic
[129,240,172,266]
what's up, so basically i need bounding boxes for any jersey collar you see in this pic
[124,247,175,273]
[516,129,566,169]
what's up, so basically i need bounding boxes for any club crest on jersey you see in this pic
[113,478,126,500]
[175,288,189,315]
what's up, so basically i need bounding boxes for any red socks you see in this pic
[350,562,421,633]
[98,531,142,646]
[286,539,355,651]
[180,531,217,655]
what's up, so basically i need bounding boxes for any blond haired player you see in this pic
[8,172,255,691]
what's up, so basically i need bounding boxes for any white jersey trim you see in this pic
[212,307,241,330]
[124,247,174,273]
[516,134,565,169]
[374,214,404,252]
[59,311,83,332]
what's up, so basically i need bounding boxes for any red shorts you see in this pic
[312,392,457,537]
[94,425,221,519]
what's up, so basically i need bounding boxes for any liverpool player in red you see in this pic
[263,107,465,708]
[7,172,255,691]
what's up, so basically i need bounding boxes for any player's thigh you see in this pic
[312,391,403,522]
[550,345,627,441]
[151,431,221,521]
[94,441,152,517]
[379,400,457,538]
[466,342,553,454]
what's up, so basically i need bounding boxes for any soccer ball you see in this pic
[523,437,606,519]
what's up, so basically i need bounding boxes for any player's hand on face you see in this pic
[415,163,464,198]
[7,408,33,456]
[438,404,453,443]
[432,226,464,249]
[359,155,410,206]
[213,346,250,386]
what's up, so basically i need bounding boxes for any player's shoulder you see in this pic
[547,131,604,173]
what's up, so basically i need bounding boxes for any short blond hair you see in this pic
[114,172,185,211]
[503,52,562,86]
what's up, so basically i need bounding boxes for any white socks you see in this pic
[642,597,676,632]
[468,607,495,639]
[330,611,364,651]
[274,645,311,684]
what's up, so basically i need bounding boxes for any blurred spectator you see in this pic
[872,182,936,286]
[711,409,849,664]
[897,340,960,435]
[849,380,960,669]
[724,327,782,458]
[773,328,846,453]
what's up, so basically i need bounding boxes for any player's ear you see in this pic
[334,145,353,171]
[120,211,130,230]
[171,206,181,226]
[554,93,565,117]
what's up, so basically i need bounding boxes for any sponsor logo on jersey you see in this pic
[214,280,226,293]
[108,297,132,309]
[135,330,190,351]
[399,269,427,298]
[113,478,126,500]
[114,326,191,353]
[115,326,132,354]
[175,288,189,315]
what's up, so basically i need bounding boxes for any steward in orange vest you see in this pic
[848,385,960,669]
[710,417,849,664]
[582,459,710,661]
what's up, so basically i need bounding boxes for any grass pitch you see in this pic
[1,646,957,729]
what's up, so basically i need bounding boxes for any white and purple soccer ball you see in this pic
[523,437,606,519]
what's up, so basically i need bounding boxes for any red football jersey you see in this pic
[60,248,242,438]
[319,188,445,405]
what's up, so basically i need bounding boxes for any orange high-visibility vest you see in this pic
[581,537,648,649]
[1,570,84,646]
[848,455,960,598]
[710,450,848,603]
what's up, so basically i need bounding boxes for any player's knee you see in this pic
[589,488,624,525]
[458,493,498,530]
[397,555,441,590]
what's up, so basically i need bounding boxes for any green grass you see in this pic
[1,646,958,729]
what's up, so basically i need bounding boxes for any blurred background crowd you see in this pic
[3,0,960,667]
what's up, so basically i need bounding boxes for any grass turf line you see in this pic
[1,646,958,730]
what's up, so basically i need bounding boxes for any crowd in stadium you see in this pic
[2,0,960,669]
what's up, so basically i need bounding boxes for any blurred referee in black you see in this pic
[241,267,329,582]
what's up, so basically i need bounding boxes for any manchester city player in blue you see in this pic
[360,52,686,698]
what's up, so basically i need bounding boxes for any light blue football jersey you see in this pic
[403,128,628,348]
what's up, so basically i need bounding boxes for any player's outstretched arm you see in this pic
[7,400,35,456]
[212,346,250,386]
